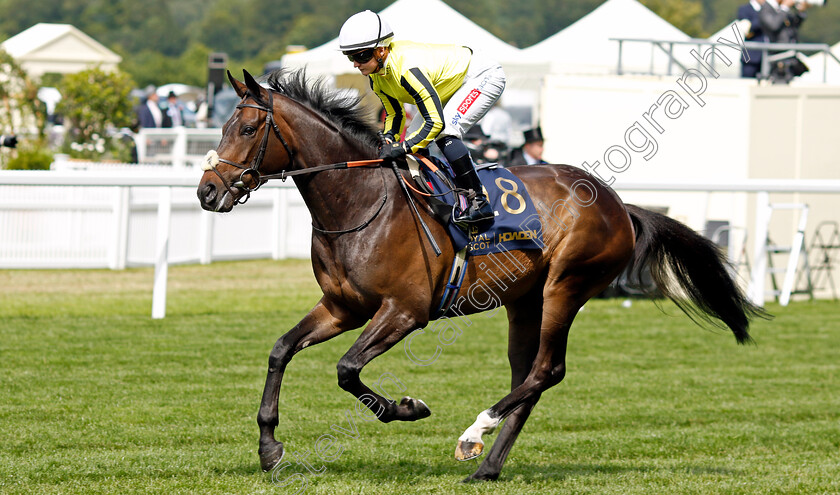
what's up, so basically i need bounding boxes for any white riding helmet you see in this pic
[338,10,394,53]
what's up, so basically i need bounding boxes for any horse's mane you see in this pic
[265,68,380,150]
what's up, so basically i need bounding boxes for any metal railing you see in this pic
[134,127,222,168]
[611,178,840,306]
[610,37,840,82]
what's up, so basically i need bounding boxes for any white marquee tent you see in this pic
[520,0,690,75]
[1,23,121,77]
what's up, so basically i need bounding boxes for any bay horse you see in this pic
[197,69,763,482]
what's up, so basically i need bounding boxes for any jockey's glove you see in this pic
[377,131,395,145]
[379,141,408,163]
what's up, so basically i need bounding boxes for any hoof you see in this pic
[454,440,484,461]
[462,471,499,483]
[398,396,431,421]
[259,441,285,472]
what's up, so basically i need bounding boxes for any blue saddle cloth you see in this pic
[419,160,544,256]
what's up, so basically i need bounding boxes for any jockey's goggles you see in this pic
[345,48,376,64]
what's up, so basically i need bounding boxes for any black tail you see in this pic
[625,204,769,344]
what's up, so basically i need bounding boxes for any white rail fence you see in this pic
[0,167,312,318]
[2,168,839,318]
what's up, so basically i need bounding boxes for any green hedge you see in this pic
[5,143,53,170]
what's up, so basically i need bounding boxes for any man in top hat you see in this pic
[166,91,185,127]
[507,126,547,166]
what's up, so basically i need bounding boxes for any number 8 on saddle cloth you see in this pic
[408,155,544,256]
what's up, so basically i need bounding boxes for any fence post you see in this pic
[779,205,809,306]
[173,127,187,169]
[109,186,130,270]
[616,39,624,75]
[749,191,770,306]
[152,187,172,319]
[135,130,147,163]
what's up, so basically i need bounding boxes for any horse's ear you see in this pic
[228,70,247,98]
[243,69,263,98]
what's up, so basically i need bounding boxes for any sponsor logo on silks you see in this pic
[458,89,482,114]
[450,112,463,127]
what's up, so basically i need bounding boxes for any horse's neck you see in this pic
[283,105,386,233]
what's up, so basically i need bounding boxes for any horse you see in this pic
[197,69,764,482]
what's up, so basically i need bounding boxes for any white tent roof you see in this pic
[520,0,690,75]
[1,23,121,76]
[281,0,523,78]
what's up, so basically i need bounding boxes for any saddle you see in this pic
[404,154,468,227]
[400,154,544,318]
[402,154,543,256]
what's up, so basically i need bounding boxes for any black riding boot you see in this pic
[449,155,494,226]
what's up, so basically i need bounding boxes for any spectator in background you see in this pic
[759,0,809,83]
[166,91,185,127]
[737,0,767,78]
[508,126,547,166]
[136,87,166,128]
[464,125,506,165]
[480,101,513,148]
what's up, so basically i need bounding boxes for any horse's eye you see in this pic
[242,126,257,136]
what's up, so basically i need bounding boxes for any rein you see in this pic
[203,88,440,245]
[202,90,391,234]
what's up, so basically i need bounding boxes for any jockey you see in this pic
[339,10,506,227]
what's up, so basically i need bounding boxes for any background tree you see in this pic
[56,67,136,160]
[0,48,48,169]
[641,0,707,37]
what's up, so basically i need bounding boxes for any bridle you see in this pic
[207,89,296,206]
[203,88,389,234]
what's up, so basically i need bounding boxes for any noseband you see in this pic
[204,89,296,206]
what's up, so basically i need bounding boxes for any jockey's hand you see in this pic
[376,131,394,153]
[379,141,407,163]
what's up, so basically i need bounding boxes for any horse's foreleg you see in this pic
[335,300,431,423]
[258,299,363,471]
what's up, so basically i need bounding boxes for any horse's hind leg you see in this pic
[464,291,543,482]
[336,299,432,423]
[455,276,583,463]
[258,298,364,472]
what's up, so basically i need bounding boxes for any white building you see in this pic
[1,23,121,77]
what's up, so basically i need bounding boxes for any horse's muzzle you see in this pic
[197,180,235,212]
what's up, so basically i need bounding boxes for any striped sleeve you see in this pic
[400,67,444,153]
[375,90,404,138]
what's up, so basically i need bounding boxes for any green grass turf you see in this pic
[1,259,838,494]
